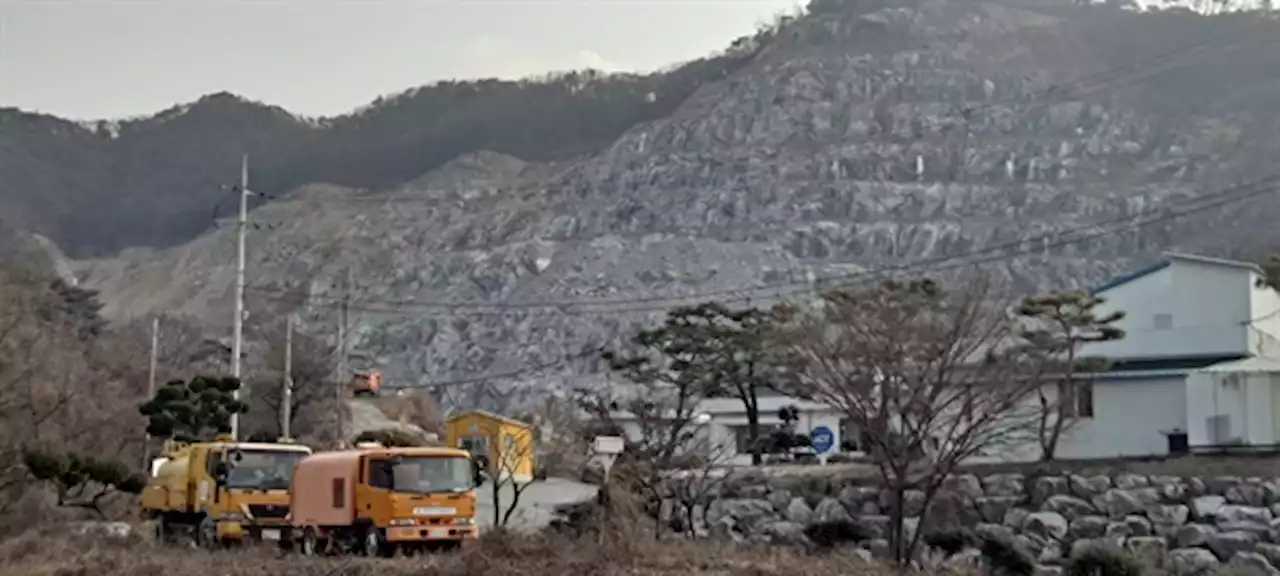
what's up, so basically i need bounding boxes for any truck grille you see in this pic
[247,504,289,519]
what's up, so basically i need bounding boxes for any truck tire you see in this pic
[300,528,321,556]
[153,519,166,544]
[362,527,393,558]
[196,517,218,550]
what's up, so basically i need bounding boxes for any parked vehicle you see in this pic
[288,444,485,556]
[349,370,382,397]
[139,435,312,548]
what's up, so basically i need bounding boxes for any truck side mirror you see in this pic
[213,462,230,485]
[472,457,487,487]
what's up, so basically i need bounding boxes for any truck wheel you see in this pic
[196,517,218,550]
[300,528,320,556]
[362,527,393,558]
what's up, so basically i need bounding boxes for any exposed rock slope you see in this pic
[78,0,1280,409]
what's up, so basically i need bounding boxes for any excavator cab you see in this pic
[350,370,382,397]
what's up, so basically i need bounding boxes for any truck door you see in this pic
[197,449,222,509]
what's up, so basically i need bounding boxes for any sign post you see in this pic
[810,425,834,466]
[591,436,624,546]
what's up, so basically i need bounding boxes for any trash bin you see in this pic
[1163,429,1189,455]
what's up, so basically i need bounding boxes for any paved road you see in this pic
[475,477,597,531]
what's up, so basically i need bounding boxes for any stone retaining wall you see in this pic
[664,470,1280,574]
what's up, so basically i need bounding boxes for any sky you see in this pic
[1,0,805,120]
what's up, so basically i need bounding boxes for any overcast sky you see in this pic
[1,0,804,120]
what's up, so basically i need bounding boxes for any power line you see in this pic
[246,172,1280,315]
[357,303,1280,392]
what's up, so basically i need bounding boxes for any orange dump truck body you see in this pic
[289,445,479,551]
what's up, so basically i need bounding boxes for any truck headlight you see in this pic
[452,517,474,525]
[389,518,416,526]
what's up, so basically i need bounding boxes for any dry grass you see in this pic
[0,527,890,576]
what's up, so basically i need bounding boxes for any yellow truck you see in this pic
[288,444,484,556]
[139,435,312,548]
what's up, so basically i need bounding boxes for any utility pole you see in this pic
[230,154,250,441]
[335,268,352,447]
[143,316,159,471]
[281,315,293,440]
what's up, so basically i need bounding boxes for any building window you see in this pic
[730,426,753,453]
[460,435,490,460]
[839,418,859,452]
[331,478,345,508]
[1058,381,1094,418]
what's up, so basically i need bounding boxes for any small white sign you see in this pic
[592,436,624,455]
[414,506,457,516]
[428,528,450,539]
[260,529,280,541]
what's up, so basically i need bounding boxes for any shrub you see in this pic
[979,529,1036,576]
[1066,543,1146,576]
[805,520,869,550]
[923,528,976,556]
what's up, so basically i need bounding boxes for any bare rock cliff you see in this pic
[77,0,1280,410]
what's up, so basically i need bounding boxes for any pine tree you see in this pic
[23,450,146,518]
[138,375,249,442]
[1017,291,1126,461]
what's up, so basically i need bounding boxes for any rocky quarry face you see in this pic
[663,469,1280,575]
[75,0,1280,409]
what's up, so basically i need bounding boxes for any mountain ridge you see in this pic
[54,0,1280,414]
[0,28,784,257]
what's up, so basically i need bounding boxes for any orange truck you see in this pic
[288,444,484,556]
[349,370,382,397]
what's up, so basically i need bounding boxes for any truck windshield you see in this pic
[369,456,474,494]
[223,450,308,490]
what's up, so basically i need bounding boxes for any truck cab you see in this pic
[289,445,484,556]
[140,437,312,548]
[350,370,382,397]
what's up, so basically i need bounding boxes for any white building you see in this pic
[606,252,1280,466]
[1052,252,1280,459]
[606,390,848,466]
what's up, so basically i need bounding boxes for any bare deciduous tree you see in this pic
[575,371,711,539]
[481,425,539,528]
[0,265,146,531]
[250,321,339,439]
[770,276,1041,565]
[665,438,735,540]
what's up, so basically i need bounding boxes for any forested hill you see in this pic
[0,29,779,258]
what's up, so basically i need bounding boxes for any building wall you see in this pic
[610,393,848,466]
[1249,276,1280,354]
[1085,260,1254,360]
[445,413,535,481]
[1052,375,1188,459]
[1185,370,1280,447]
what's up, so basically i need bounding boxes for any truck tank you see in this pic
[141,451,193,512]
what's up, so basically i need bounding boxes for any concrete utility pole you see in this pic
[282,315,294,440]
[335,268,352,447]
[230,154,251,441]
[143,316,159,471]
